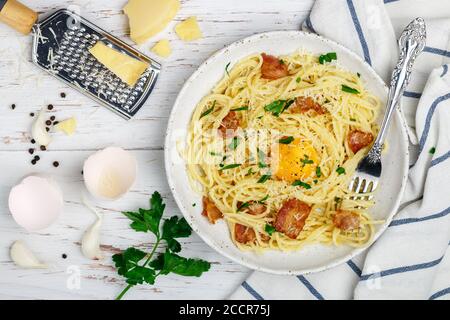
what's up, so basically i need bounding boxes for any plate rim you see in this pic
[164,30,410,275]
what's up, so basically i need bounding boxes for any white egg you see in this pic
[83,147,137,200]
[8,175,64,231]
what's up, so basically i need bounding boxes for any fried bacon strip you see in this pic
[347,130,374,153]
[234,223,256,244]
[290,96,327,115]
[202,196,223,224]
[218,111,240,138]
[274,199,311,239]
[333,210,360,231]
[261,53,289,80]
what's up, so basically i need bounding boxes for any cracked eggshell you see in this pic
[83,147,137,200]
[8,175,64,231]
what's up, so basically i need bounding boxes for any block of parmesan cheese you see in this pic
[151,39,172,58]
[123,0,180,45]
[175,17,202,41]
[89,42,149,87]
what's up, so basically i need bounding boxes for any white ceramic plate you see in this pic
[165,31,409,275]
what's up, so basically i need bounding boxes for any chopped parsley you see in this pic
[257,149,268,168]
[334,197,342,205]
[342,85,360,94]
[336,167,346,175]
[296,77,301,83]
[231,106,249,111]
[192,203,196,207]
[209,151,221,156]
[264,99,295,116]
[279,59,285,65]
[257,174,271,183]
[315,166,322,178]
[265,224,276,236]
[292,180,311,189]
[300,155,314,166]
[225,62,231,76]
[237,202,250,211]
[200,100,216,118]
[229,137,240,150]
[319,52,337,64]
[357,72,361,78]
[429,147,436,155]
[258,195,269,203]
[219,164,241,171]
[279,136,294,144]
[350,118,356,122]
[246,168,255,176]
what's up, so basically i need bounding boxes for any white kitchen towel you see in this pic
[230,0,450,300]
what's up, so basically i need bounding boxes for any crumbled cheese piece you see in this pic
[123,0,180,44]
[151,39,172,58]
[89,42,149,86]
[175,17,202,42]
[55,117,77,136]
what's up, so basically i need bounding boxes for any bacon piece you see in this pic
[274,199,311,239]
[347,130,374,153]
[291,96,327,115]
[234,223,256,244]
[333,210,360,231]
[247,202,267,215]
[261,53,289,80]
[218,111,240,138]
[202,196,223,224]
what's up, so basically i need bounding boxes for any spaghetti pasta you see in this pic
[184,51,382,252]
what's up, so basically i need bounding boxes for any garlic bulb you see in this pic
[81,196,103,260]
[31,108,52,146]
[10,240,47,269]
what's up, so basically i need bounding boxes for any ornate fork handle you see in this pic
[368,18,426,163]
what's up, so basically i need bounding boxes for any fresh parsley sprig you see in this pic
[113,192,210,300]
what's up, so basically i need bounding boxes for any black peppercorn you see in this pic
[40,145,46,151]
[47,104,54,110]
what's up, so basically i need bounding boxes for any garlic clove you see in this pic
[31,108,52,146]
[10,240,47,269]
[81,196,103,260]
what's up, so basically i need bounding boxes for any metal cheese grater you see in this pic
[0,2,160,119]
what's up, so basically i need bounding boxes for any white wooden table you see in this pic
[0,0,314,300]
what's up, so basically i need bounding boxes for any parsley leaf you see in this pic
[257,149,267,168]
[237,202,250,211]
[200,100,216,118]
[342,85,360,94]
[292,180,311,189]
[225,62,231,76]
[264,99,295,116]
[122,191,165,236]
[113,191,210,300]
[257,174,271,183]
[153,251,211,277]
[429,147,436,155]
[219,164,241,171]
[231,106,249,111]
[265,224,276,236]
[229,137,240,150]
[296,77,301,83]
[161,216,192,253]
[258,195,269,203]
[279,136,294,144]
[336,167,346,175]
[319,52,337,64]
[316,166,322,178]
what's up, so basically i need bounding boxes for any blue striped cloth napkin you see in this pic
[230,0,450,300]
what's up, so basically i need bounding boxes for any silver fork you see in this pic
[349,17,426,197]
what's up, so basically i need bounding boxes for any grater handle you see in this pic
[0,0,37,35]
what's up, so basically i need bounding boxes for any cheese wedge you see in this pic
[55,117,77,136]
[123,0,180,45]
[175,17,202,42]
[151,39,172,58]
[89,42,148,86]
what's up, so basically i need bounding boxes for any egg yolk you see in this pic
[272,138,319,183]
